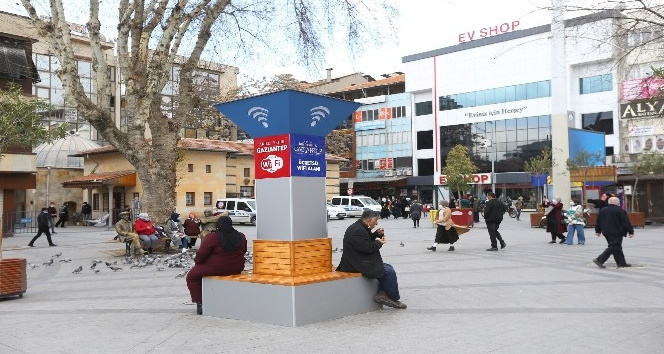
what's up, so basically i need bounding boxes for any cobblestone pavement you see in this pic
[1,214,663,353]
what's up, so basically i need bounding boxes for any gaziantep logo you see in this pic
[261,154,284,173]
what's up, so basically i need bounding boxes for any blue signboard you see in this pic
[355,120,386,131]
[290,134,326,177]
[569,128,605,165]
[20,218,32,223]
[213,90,361,138]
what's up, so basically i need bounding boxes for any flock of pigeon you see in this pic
[27,250,255,279]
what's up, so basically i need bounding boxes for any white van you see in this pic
[215,198,257,225]
[329,195,382,217]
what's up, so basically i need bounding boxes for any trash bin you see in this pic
[450,208,474,227]
[430,209,438,227]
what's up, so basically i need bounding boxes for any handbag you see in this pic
[405,206,410,212]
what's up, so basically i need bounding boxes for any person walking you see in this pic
[54,202,68,228]
[421,203,429,218]
[410,200,423,228]
[565,199,586,245]
[48,202,58,234]
[483,192,506,251]
[337,210,406,309]
[514,197,523,221]
[28,208,57,247]
[543,196,566,244]
[592,197,635,268]
[428,200,459,251]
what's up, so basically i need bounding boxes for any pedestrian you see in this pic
[565,199,586,245]
[54,202,68,228]
[410,200,423,228]
[472,196,480,222]
[483,192,506,251]
[186,216,247,315]
[587,192,612,212]
[28,208,57,247]
[428,200,459,251]
[337,210,406,309]
[514,197,523,221]
[592,197,635,269]
[48,202,57,234]
[183,212,202,248]
[421,203,429,218]
[81,202,92,221]
[543,196,566,244]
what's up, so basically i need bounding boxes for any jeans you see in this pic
[377,263,400,301]
[516,209,522,220]
[566,224,585,245]
[139,234,159,248]
[486,222,504,248]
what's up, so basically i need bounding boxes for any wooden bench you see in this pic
[114,234,172,256]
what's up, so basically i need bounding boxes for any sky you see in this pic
[5,0,648,83]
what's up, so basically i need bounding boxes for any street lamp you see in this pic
[45,165,52,208]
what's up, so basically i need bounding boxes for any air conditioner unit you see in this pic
[396,169,403,176]
[404,167,413,176]
[384,170,395,177]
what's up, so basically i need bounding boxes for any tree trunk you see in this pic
[134,156,178,225]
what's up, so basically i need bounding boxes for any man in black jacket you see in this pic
[483,192,506,251]
[337,210,406,309]
[28,208,57,247]
[593,197,635,268]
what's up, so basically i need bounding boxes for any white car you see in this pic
[326,203,346,220]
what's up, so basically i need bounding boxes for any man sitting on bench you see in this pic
[115,211,145,256]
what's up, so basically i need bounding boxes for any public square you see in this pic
[1,214,663,354]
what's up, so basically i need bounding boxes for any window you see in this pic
[580,74,612,94]
[244,168,250,177]
[582,111,614,135]
[204,192,212,206]
[186,192,195,206]
[417,130,434,150]
[415,101,433,116]
[240,186,253,197]
[206,165,211,173]
[187,164,193,172]
[92,193,99,211]
[237,201,249,211]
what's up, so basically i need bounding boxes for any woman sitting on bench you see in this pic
[135,213,158,254]
[186,216,247,315]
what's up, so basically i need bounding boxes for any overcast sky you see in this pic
[7,0,661,82]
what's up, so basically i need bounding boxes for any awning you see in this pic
[341,177,407,184]
[0,41,40,83]
[62,170,137,188]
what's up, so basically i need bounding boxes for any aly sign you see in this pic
[620,99,664,119]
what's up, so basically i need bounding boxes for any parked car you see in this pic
[329,195,381,217]
[215,198,257,225]
[326,203,346,220]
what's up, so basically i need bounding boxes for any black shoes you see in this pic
[486,247,499,251]
[448,246,455,251]
[28,244,34,247]
[558,239,565,244]
[373,291,407,309]
[427,246,436,252]
[500,242,506,249]
[49,244,57,247]
[548,241,556,244]
[592,259,606,269]
[618,264,632,268]
[196,302,202,315]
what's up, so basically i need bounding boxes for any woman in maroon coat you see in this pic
[186,216,247,315]
[543,196,566,244]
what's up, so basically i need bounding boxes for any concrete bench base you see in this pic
[202,273,380,326]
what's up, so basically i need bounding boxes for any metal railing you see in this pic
[1,210,39,236]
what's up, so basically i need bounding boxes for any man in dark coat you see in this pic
[81,202,92,221]
[593,197,635,268]
[28,208,57,247]
[337,210,406,309]
[483,192,506,251]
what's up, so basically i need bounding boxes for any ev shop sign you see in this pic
[438,173,492,186]
[255,134,290,179]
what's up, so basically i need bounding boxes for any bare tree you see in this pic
[19,0,396,222]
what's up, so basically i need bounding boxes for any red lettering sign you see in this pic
[459,20,520,43]
[438,173,492,185]
[254,134,291,179]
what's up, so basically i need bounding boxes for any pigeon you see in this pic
[43,259,54,266]
[90,263,97,270]
[28,263,40,269]
[72,266,83,274]
[105,262,112,267]
[94,269,101,274]
[52,252,62,258]
[59,259,72,263]
[400,241,405,247]
[92,260,103,265]
[156,266,165,271]
[175,270,188,278]
[332,247,338,253]
[109,266,123,272]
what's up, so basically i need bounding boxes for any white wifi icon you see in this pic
[248,106,269,128]
[310,106,330,127]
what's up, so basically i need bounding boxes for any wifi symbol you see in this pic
[248,106,269,128]
[309,106,330,127]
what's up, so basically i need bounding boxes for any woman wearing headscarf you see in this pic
[186,216,247,315]
[543,196,566,244]
[166,212,190,253]
[134,213,158,253]
[427,200,460,251]
[183,212,202,248]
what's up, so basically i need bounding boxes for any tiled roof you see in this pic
[327,74,405,94]
[64,170,135,183]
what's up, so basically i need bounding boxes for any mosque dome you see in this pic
[34,131,101,169]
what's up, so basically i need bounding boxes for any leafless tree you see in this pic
[19,0,396,222]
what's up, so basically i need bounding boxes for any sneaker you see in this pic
[426,246,436,252]
[592,259,606,269]
[486,247,499,251]
[448,246,455,251]
[181,248,188,253]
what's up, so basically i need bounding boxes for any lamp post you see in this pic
[45,166,52,207]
